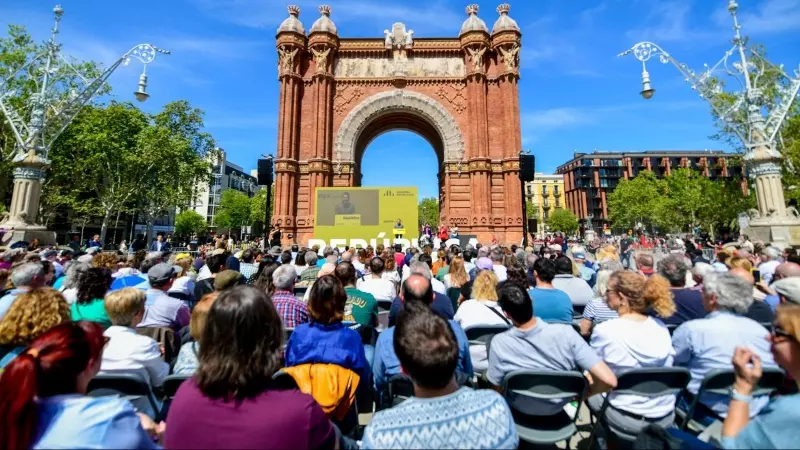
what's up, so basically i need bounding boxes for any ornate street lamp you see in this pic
[619,0,800,247]
[0,5,169,245]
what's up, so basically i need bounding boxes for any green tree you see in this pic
[137,101,216,242]
[249,187,274,227]
[175,210,207,237]
[607,171,671,231]
[214,190,252,239]
[418,197,439,229]
[547,208,579,233]
[525,201,538,219]
[0,25,106,201]
[47,103,151,244]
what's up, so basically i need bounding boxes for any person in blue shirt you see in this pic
[721,305,800,449]
[0,321,162,449]
[86,234,102,249]
[527,257,573,323]
[373,274,472,400]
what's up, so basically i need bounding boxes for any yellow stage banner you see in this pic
[314,187,418,245]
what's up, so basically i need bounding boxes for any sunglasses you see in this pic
[103,336,111,348]
[771,324,796,342]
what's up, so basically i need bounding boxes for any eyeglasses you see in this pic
[771,324,796,342]
[103,336,111,349]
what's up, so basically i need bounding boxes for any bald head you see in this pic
[729,267,755,286]
[775,262,800,279]
[401,274,434,305]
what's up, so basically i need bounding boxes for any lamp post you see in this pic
[0,5,169,246]
[619,0,800,247]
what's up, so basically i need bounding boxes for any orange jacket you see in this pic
[282,363,360,421]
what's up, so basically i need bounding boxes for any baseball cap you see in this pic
[148,263,177,284]
[269,246,282,256]
[214,270,244,291]
[475,257,493,271]
[772,277,800,305]
[573,252,586,260]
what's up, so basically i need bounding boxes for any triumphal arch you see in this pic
[273,4,524,244]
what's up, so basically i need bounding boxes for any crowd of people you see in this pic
[0,232,799,449]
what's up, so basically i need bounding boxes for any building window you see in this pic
[527,185,532,195]
[554,185,559,195]
[542,185,548,194]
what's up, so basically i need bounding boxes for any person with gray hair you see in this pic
[409,260,447,295]
[271,264,309,328]
[656,253,705,326]
[59,260,91,305]
[490,248,507,282]
[0,262,46,320]
[299,251,321,284]
[477,246,489,259]
[673,272,778,422]
[759,246,781,285]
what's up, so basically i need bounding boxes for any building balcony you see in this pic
[541,191,550,198]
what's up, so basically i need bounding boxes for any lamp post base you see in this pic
[0,228,57,249]
[743,217,800,250]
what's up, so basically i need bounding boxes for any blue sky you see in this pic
[2,0,799,199]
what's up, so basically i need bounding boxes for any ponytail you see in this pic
[642,274,676,318]
[0,321,105,450]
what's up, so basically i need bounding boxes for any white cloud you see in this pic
[625,1,718,43]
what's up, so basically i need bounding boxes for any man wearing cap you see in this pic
[41,249,64,280]
[571,251,596,288]
[772,277,800,307]
[138,263,190,332]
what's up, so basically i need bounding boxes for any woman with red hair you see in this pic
[0,321,161,449]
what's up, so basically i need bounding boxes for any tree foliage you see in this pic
[547,208,579,233]
[214,190,251,231]
[607,168,755,233]
[418,197,439,229]
[525,201,538,219]
[249,187,274,227]
[175,210,207,237]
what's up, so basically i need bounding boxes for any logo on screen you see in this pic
[383,190,395,197]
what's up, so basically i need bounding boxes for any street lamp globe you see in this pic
[640,70,655,100]
[133,72,149,102]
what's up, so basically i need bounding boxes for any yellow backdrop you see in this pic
[314,187,418,243]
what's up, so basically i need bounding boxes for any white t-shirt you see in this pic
[590,316,676,417]
[382,270,400,286]
[759,260,781,284]
[493,264,508,282]
[454,299,510,372]
[357,276,396,301]
[353,260,366,274]
[431,277,447,295]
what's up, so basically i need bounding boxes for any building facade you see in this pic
[524,173,564,235]
[556,150,745,229]
[193,149,259,228]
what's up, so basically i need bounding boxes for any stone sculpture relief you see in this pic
[498,44,520,72]
[334,55,465,78]
[467,46,486,73]
[277,46,298,73]
[311,46,331,74]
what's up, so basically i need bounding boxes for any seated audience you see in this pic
[193,254,226,300]
[588,272,678,436]
[140,264,190,332]
[293,251,308,278]
[657,254,706,326]
[299,251,321,284]
[271,264,309,328]
[373,274,472,396]
[71,267,113,328]
[358,257,397,301]
[238,249,259,284]
[214,270,244,291]
[573,251,597,287]
[388,261,455,326]
[100,288,169,387]
[728,268,775,324]
[335,261,378,327]
[362,297,518,449]
[673,272,778,422]
[165,286,336,449]
[454,270,508,372]
[580,269,619,337]
[174,293,217,375]
[0,321,162,448]
[487,282,617,419]
[285,275,369,381]
[0,288,70,368]
[0,262,47,320]
[528,258,573,323]
[253,260,280,295]
[721,305,800,449]
[636,253,656,277]
[772,277,800,308]
[552,255,594,308]
[417,253,447,294]
[762,262,800,310]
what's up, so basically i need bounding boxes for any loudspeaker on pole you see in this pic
[519,154,536,182]
[257,158,274,186]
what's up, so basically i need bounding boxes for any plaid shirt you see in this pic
[272,290,309,328]
[239,263,259,284]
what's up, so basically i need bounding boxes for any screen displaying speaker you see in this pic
[257,158,273,186]
[520,154,536,182]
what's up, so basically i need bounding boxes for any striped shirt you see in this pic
[582,297,618,325]
[272,290,310,328]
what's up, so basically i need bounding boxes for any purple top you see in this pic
[165,379,336,449]
[137,289,190,332]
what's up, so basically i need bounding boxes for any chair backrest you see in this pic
[377,299,393,311]
[699,368,785,396]
[464,324,509,346]
[613,367,691,397]
[88,373,159,415]
[503,370,588,403]
[294,286,308,295]
[163,374,191,398]
[388,374,415,405]
[272,370,300,390]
